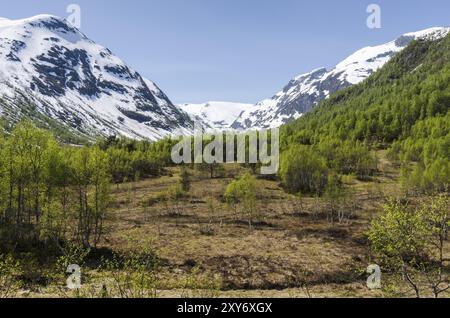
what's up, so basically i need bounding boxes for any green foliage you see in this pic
[100,242,160,298]
[0,254,20,298]
[55,242,91,276]
[279,145,328,195]
[369,195,450,297]
[103,137,169,184]
[369,199,429,268]
[281,35,450,193]
[0,120,112,250]
[224,172,257,228]
[0,120,181,251]
[179,166,191,192]
[69,146,111,248]
[323,174,352,224]
[397,113,450,193]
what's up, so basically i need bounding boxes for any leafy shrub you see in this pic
[0,254,20,298]
[279,145,328,195]
[224,172,257,228]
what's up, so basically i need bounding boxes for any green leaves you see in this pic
[369,194,449,268]
[279,145,328,195]
[280,34,450,193]
[369,195,450,297]
[0,254,20,298]
[369,199,428,268]
[0,120,113,248]
[224,172,257,227]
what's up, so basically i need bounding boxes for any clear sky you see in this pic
[1,0,449,104]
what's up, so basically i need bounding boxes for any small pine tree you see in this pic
[179,166,191,192]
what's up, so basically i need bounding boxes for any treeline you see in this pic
[0,121,177,251]
[280,35,450,194]
[98,135,176,184]
[392,112,450,193]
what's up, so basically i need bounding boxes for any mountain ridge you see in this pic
[0,14,192,141]
[231,26,450,130]
[1,16,449,139]
[179,101,252,132]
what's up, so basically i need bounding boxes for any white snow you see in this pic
[1,16,449,138]
[233,26,450,130]
[0,14,192,141]
[179,101,252,131]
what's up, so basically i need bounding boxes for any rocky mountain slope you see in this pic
[232,27,450,130]
[179,101,252,132]
[0,15,192,141]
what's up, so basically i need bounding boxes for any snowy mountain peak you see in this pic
[179,101,252,132]
[293,67,327,81]
[403,26,450,39]
[0,15,192,140]
[0,15,87,42]
[232,26,450,130]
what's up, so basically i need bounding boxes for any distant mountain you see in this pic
[0,15,192,141]
[232,27,450,130]
[2,17,448,139]
[280,30,450,191]
[179,101,252,131]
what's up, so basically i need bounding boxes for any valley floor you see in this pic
[16,151,448,298]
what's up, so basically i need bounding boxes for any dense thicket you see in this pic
[98,136,176,183]
[280,35,450,194]
[0,122,176,251]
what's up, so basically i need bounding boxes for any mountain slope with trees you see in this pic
[280,33,450,194]
[233,27,450,130]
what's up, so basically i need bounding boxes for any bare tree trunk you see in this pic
[402,265,420,298]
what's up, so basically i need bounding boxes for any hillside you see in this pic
[0,31,449,299]
[233,27,450,130]
[280,33,450,193]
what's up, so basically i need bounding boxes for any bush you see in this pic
[179,166,191,192]
[279,145,328,195]
[100,244,160,298]
[369,195,450,298]
[224,172,257,228]
[0,254,20,298]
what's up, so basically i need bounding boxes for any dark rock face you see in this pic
[98,80,127,95]
[395,35,415,47]
[104,65,137,80]
[366,51,395,63]
[134,78,160,113]
[32,46,99,97]
[30,16,82,37]
[0,15,194,140]
[276,69,342,116]
[4,40,26,61]
[232,68,352,129]
[28,40,189,128]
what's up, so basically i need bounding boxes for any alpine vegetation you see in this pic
[171,122,280,175]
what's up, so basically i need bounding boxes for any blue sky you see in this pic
[1,0,449,104]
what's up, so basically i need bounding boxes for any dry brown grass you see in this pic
[19,154,449,298]
[90,162,398,297]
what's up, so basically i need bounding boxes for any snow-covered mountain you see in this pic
[1,17,448,138]
[0,15,192,140]
[179,101,251,131]
[232,27,450,130]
